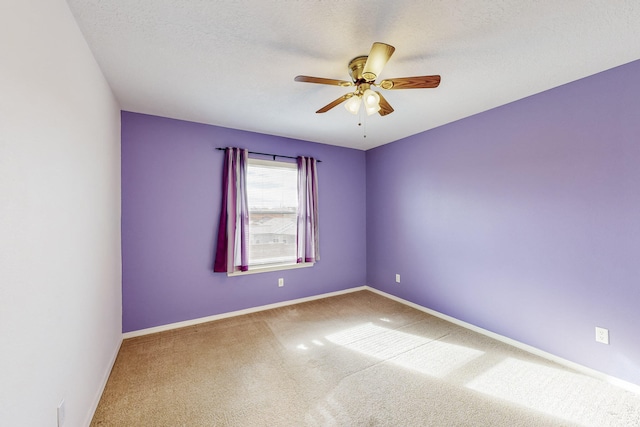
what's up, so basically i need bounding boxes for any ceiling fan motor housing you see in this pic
[348,56,369,83]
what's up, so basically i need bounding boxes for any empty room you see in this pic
[2,1,640,426]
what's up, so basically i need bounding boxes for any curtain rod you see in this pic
[215,147,321,162]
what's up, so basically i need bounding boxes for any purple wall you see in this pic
[366,59,640,386]
[121,112,367,332]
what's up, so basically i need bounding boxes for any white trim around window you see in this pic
[227,262,314,277]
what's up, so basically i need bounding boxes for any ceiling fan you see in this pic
[294,42,441,117]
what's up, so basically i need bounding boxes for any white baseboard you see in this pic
[122,286,368,339]
[84,334,122,426]
[366,286,640,395]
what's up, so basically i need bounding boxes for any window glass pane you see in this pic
[247,160,297,266]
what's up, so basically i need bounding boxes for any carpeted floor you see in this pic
[92,290,640,426]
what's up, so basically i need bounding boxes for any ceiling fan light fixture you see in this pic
[363,89,381,116]
[344,95,361,115]
[294,42,440,117]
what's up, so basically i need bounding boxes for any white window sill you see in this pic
[227,262,314,277]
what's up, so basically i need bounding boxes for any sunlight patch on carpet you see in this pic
[466,357,640,426]
[325,323,484,377]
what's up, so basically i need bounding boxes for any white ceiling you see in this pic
[66,0,640,150]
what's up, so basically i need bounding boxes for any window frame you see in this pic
[227,157,314,276]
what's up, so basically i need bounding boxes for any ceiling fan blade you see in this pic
[295,75,354,87]
[316,93,354,113]
[379,75,441,90]
[376,91,394,116]
[362,42,395,81]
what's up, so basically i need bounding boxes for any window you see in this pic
[243,158,308,272]
[214,148,319,276]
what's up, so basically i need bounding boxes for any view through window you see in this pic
[246,158,298,267]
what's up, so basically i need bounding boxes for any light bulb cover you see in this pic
[344,95,361,115]
[363,89,381,116]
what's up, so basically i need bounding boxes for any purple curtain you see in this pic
[214,147,249,273]
[296,156,320,263]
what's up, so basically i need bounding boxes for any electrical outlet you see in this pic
[57,399,66,427]
[595,327,609,344]
[395,274,400,283]
[278,278,284,287]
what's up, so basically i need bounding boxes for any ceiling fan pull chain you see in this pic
[361,110,367,139]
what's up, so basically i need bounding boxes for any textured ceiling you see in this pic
[66,0,640,150]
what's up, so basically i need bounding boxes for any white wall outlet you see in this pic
[57,399,66,427]
[278,278,284,287]
[395,274,400,283]
[595,327,609,344]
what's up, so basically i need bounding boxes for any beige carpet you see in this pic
[92,290,640,426]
